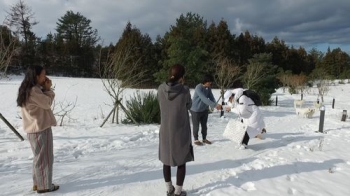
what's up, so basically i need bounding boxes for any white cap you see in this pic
[224,90,233,103]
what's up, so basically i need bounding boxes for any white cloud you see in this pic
[0,0,349,52]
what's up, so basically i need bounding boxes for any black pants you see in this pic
[190,110,209,140]
[242,131,250,145]
[163,164,186,186]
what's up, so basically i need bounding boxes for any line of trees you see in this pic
[1,1,350,102]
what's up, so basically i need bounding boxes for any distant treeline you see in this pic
[1,1,350,88]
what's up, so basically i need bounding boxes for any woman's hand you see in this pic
[215,104,222,110]
[43,77,52,91]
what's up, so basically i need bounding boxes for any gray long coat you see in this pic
[158,82,194,166]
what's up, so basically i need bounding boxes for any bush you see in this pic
[288,86,297,94]
[307,82,313,87]
[259,91,273,106]
[122,91,160,124]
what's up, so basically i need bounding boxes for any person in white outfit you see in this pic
[224,88,266,148]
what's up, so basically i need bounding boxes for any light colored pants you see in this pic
[27,128,54,190]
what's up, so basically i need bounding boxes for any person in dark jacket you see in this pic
[158,64,194,196]
[190,74,222,146]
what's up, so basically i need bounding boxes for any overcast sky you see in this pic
[1,0,350,53]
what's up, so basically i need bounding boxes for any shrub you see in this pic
[288,86,297,94]
[259,92,272,106]
[122,91,160,124]
[307,82,313,87]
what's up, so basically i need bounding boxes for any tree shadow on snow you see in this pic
[248,132,323,151]
[57,157,256,194]
[186,157,257,176]
[261,109,296,117]
[262,132,303,140]
[56,168,163,194]
[191,158,344,195]
[273,98,295,108]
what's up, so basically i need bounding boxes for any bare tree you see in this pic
[99,45,147,126]
[5,0,38,46]
[285,74,308,97]
[316,79,331,103]
[276,70,292,93]
[214,56,241,100]
[243,53,275,91]
[52,97,77,126]
[213,56,241,117]
[276,74,288,93]
[310,68,331,102]
[242,62,265,89]
[0,25,17,78]
[295,74,308,97]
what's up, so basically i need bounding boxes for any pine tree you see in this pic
[56,11,99,76]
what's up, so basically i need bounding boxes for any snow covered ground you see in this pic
[1,75,350,196]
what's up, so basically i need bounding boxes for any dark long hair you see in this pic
[168,64,185,83]
[17,65,44,107]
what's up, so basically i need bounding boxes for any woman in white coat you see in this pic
[224,88,266,147]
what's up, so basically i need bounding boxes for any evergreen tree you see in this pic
[36,33,56,71]
[242,53,278,105]
[155,12,209,86]
[308,48,324,72]
[322,48,350,78]
[56,11,99,76]
[153,34,169,83]
[266,37,289,71]
[115,22,157,87]
[234,31,266,66]
[286,46,306,74]
[207,19,237,74]
[207,19,235,60]
[235,32,252,65]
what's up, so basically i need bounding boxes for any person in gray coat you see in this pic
[158,64,194,196]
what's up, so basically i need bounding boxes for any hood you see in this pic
[224,90,232,103]
[234,88,244,102]
[232,88,244,95]
[162,82,184,101]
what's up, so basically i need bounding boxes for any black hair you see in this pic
[168,64,185,83]
[201,74,214,84]
[16,65,44,107]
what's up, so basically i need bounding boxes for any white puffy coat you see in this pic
[231,89,265,138]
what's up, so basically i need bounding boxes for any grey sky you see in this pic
[1,0,350,53]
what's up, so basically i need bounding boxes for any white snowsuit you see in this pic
[231,89,265,138]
